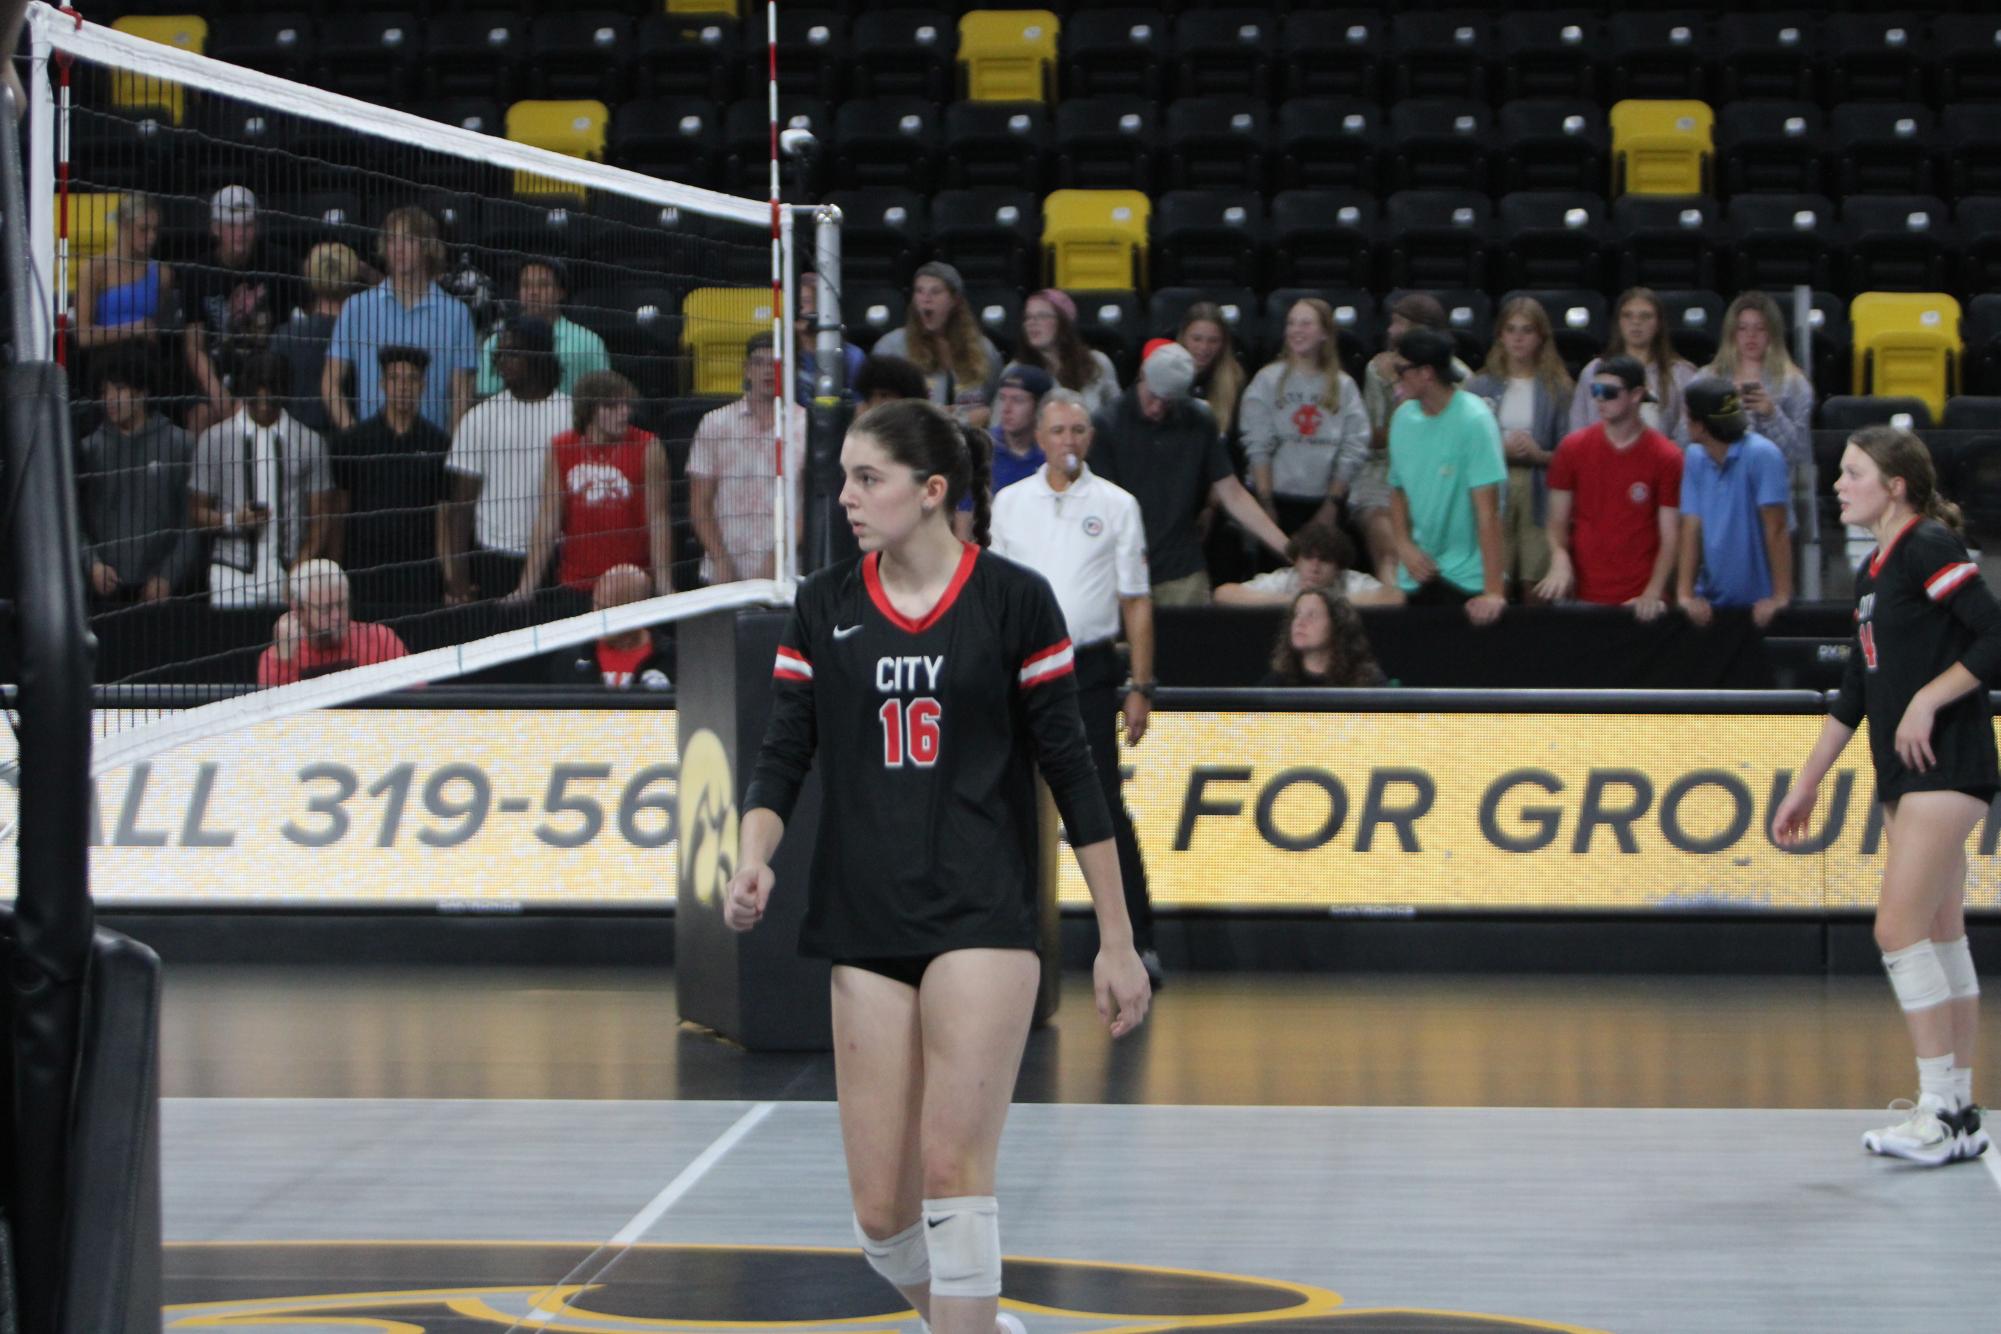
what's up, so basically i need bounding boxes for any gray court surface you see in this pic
[162,1097,2001,1333]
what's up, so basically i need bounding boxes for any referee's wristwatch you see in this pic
[1126,679,1157,699]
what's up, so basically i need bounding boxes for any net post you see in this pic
[779,205,799,583]
[812,203,844,402]
[25,6,52,357]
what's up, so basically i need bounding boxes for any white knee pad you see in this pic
[921,1195,1001,1299]
[1884,939,1954,1013]
[1938,936,1981,1000]
[855,1216,931,1290]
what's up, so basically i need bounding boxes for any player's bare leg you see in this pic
[1876,794,1983,1059]
[1929,843,1979,1083]
[917,949,1040,1334]
[832,965,932,1324]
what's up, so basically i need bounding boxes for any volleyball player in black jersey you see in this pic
[1775,427,2001,1165]
[726,399,1152,1333]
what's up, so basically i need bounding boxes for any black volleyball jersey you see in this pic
[1834,518,2001,796]
[743,544,1114,959]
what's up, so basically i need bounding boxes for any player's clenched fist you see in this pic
[723,863,775,932]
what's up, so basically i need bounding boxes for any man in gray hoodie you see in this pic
[78,350,196,603]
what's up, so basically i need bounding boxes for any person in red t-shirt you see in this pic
[256,559,409,686]
[1536,355,1683,617]
[511,370,671,604]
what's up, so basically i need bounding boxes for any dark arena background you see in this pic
[4,1,2001,1330]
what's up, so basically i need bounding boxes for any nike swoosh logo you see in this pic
[833,625,862,639]
[926,1217,946,1228]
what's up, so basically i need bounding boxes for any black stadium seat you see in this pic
[1819,395,1933,432]
[1172,8,1277,99]
[929,188,1040,290]
[1611,195,1722,293]
[1937,15,2001,103]
[1149,285,1259,345]
[1496,192,1609,293]
[744,7,846,102]
[1943,398,2001,432]
[1063,8,1169,101]
[316,11,420,105]
[1608,11,1711,102]
[1496,100,1607,194]
[1382,190,1490,293]
[1275,97,1380,193]
[1714,14,1819,103]
[1280,10,1384,102]
[1385,98,1493,194]
[1069,290,1145,379]
[823,188,927,288]
[1498,11,1603,103]
[609,98,721,190]
[1965,295,2001,396]
[1841,195,1955,293]
[1053,97,1158,192]
[1829,104,1937,198]
[422,12,526,103]
[1727,193,1838,293]
[1943,106,2001,201]
[1162,97,1270,193]
[1824,14,1932,105]
[525,11,636,104]
[1716,102,1825,198]
[207,10,316,84]
[1654,290,1728,368]
[850,9,956,103]
[1150,190,1267,290]
[1957,197,2001,296]
[1269,189,1376,291]
[843,283,907,349]
[942,102,1050,193]
[832,99,945,193]
[723,96,830,197]
[1390,12,1492,102]
[634,13,740,103]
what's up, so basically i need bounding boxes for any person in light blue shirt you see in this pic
[1676,376,1794,627]
[322,206,477,436]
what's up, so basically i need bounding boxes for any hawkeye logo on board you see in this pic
[676,728,737,909]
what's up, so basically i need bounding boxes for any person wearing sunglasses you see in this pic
[1535,356,1684,619]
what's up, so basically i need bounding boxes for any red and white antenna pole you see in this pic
[767,0,788,581]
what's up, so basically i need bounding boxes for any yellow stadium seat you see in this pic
[959,10,1060,102]
[1042,190,1149,291]
[1610,100,1713,196]
[505,100,610,199]
[665,0,739,14]
[63,191,121,261]
[110,15,205,123]
[684,287,776,396]
[1852,292,1962,421]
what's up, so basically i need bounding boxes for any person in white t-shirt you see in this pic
[1214,520,1403,607]
[440,317,573,603]
[687,333,807,585]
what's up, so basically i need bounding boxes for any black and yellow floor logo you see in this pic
[163,1242,1608,1332]
[677,728,737,909]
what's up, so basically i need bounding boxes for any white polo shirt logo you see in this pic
[1083,515,1105,538]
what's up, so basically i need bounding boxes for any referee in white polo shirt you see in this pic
[991,387,1162,985]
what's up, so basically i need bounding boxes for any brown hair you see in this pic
[850,397,994,546]
[1847,425,1964,534]
[1285,520,1355,569]
[1604,287,1689,427]
[1269,298,1349,416]
[1178,302,1245,436]
[899,283,995,388]
[1015,291,1106,394]
[1267,589,1386,687]
[379,205,446,277]
[1708,290,1803,389]
[1482,296,1574,399]
[572,369,637,436]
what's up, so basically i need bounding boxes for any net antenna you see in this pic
[16,0,821,787]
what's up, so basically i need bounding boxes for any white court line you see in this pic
[1985,1142,2001,1197]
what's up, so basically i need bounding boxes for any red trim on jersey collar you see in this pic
[863,543,980,635]
[1869,516,1923,578]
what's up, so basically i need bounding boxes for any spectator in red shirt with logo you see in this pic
[1536,355,1684,618]
[547,564,675,689]
[512,370,671,608]
[256,559,408,686]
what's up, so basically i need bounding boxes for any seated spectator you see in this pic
[1385,330,1507,625]
[334,345,451,612]
[267,242,377,437]
[1178,301,1246,440]
[1089,342,1288,605]
[688,333,807,585]
[547,564,675,689]
[1214,520,1402,607]
[1537,356,1683,619]
[441,318,573,604]
[1677,377,1793,628]
[78,349,196,604]
[793,272,865,406]
[869,261,1003,428]
[323,206,477,436]
[256,558,408,687]
[474,257,609,399]
[853,352,929,419]
[1466,297,1575,594]
[1240,297,1371,536]
[184,186,297,437]
[189,352,337,609]
[1700,291,1814,468]
[515,370,671,606]
[989,363,1053,494]
[1570,288,1697,444]
[74,192,173,354]
[1259,588,1387,688]
[1007,288,1120,415]
[1361,293,1469,584]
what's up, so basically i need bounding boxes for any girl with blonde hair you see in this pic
[1239,297,1370,535]
[1702,290,1815,466]
[1466,298,1575,591]
[1569,287,1696,443]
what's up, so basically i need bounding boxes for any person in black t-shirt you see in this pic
[332,345,449,612]
[729,399,1149,1334]
[1776,426,2001,1167]
[184,186,298,437]
[1258,587,1387,688]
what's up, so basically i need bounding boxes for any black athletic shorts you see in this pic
[833,954,941,988]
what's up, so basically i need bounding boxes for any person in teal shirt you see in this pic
[1385,329,1508,625]
[473,257,610,398]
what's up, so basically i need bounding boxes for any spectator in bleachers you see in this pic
[1090,341,1289,605]
[1385,329,1507,625]
[256,559,408,687]
[1702,291,1815,468]
[546,564,675,690]
[514,370,672,607]
[792,273,865,406]
[1215,520,1401,607]
[1676,377,1794,629]
[333,345,450,612]
[1466,297,1575,596]
[323,206,477,437]
[852,352,929,419]
[441,317,573,605]
[1537,356,1683,620]
[1362,294,1469,585]
[190,352,338,609]
[869,261,1003,428]
[988,363,1053,494]
[74,192,173,354]
[1007,288,1120,416]
[1259,588,1387,688]
[688,332,807,586]
[1240,297,1371,537]
[185,186,296,437]
[266,242,376,437]
[1569,288,1696,445]
[473,257,609,399]
[1178,302,1246,440]
[78,349,195,605]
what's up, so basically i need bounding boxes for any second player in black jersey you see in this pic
[1776,426,2001,1167]
[726,399,1150,1334]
